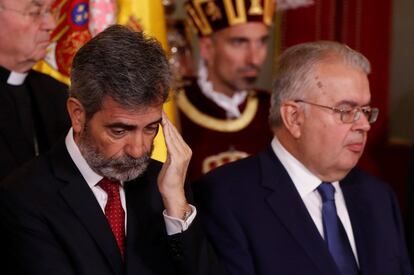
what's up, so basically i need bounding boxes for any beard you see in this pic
[78,128,153,182]
[236,65,260,90]
[242,76,257,86]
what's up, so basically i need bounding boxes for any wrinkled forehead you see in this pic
[308,61,370,103]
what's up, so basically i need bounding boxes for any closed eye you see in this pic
[109,128,127,137]
[144,124,159,135]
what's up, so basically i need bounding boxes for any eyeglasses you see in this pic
[294,99,379,124]
[0,4,53,22]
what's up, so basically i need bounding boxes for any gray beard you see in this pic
[78,130,152,182]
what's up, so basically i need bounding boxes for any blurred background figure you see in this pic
[166,18,196,88]
[0,0,70,180]
[176,0,276,181]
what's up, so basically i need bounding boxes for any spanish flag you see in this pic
[33,0,172,162]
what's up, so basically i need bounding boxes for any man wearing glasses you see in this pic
[194,41,412,274]
[0,0,70,180]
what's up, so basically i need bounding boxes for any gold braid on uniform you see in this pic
[176,89,259,132]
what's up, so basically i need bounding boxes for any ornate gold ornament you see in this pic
[176,89,259,132]
[185,0,276,36]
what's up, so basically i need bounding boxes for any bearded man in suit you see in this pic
[0,25,224,275]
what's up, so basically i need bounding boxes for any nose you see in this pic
[352,111,371,132]
[124,134,147,159]
[40,9,57,31]
[247,42,266,67]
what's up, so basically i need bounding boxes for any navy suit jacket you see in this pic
[0,139,224,275]
[194,145,412,275]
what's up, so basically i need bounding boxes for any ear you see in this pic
[66,97,86,135]
[199,36,214,62]
[280,101,304,139]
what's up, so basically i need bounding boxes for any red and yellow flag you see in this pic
[33,0,173,162]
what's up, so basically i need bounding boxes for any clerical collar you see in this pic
[7,71,28,86]
[197,60,247,119]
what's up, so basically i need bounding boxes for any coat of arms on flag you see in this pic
[35,0,119,84]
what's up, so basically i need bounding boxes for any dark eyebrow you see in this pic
[105,122,137,131]
[260,34,270,41]
[104,117,162,130]
[229,36,249,42]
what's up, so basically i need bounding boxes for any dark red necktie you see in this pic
[98,178,125,259]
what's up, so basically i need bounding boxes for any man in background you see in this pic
[178,0,275,180]
[194,41,412,274]
[0,0,70,180]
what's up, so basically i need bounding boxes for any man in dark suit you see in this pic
[0,0,70,180]
[194,41,412,275]
[0,25,224,275]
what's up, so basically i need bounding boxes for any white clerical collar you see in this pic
[197,59,247,119]
[270,137,339,199]
[7,71,28,86]
[65,128,104,188]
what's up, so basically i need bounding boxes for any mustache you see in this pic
[95,151,152,182]
[97,152,151,171]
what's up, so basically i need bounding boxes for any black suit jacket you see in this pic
[0,68,70,180]
[0,139,224,275]
[194,145,412,275]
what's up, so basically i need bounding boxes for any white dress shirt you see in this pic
[65,128,196,235]
[271,137,359,264]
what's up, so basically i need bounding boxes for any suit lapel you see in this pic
[259,147,340,274]
[341,171,375,274]
[124,161,164,275]
[50,141,124,275]
[124,178,150,275]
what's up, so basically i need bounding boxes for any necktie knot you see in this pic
[317,182,335,202]
[98,178,120,196]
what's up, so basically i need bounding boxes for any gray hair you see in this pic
[269,41,371,127]
[69,24,171,119]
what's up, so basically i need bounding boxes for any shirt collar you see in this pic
[271,137,338,198]
[7,71,28,86]
[65,128,103,188]
[197,59,247,118]
[0,67,28,86]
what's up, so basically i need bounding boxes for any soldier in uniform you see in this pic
[179,0,276,180]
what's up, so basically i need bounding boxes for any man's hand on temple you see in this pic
[158,111,192,219]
